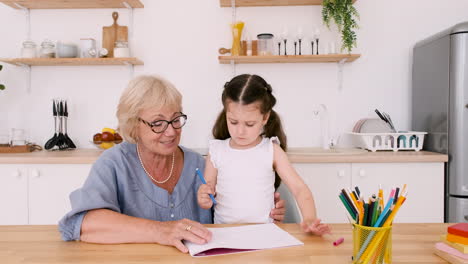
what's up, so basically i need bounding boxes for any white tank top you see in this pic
[209,137,278,224]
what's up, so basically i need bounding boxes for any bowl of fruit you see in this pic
[93,128,123,149]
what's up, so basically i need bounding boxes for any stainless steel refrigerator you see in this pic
[412,21,468,222]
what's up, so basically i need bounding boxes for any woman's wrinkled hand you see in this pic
[270,192,286,223]
[157,219,212,253]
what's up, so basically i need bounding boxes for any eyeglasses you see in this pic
[138,113,188,134]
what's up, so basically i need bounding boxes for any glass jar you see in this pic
[257,33,274,56]
[21,40,37,58]
[113,41,130,58]
[40,40,55,58]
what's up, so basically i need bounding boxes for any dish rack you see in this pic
[348,131,427,152]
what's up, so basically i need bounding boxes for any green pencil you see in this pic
[339,193,356,220]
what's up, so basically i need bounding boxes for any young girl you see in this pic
[197,74,330,235]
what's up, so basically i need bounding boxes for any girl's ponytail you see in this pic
[212,109,230,140]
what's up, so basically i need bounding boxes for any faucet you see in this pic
[312,104,331,150]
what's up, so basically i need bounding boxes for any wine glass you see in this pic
[280,27,289,56]
[276,35,282,56]
[297,27,304,55]
[314,28,321,55]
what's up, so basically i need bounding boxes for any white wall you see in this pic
[0,0,467,149]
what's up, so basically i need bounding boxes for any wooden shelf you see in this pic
[0,0,144,9]
[218,54,360,64]
[0,57,144,66]
[220,0,355,7]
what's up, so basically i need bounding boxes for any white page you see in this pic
[184,223,304,257]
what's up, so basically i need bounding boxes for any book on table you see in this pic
[183,223,303,257]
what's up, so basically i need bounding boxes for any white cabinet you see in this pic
[293,163,352,223]
[351,163,444,223]
[291,162,444,224]
[0,165,28,225]
[0,164,91,225]
[28,164,91,225]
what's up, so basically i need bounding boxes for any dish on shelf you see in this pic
[92,129,122,149]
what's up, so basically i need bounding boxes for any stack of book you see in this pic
[435,223,468,264]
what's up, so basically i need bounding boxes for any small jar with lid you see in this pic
[257,33,274,56]
[113,41,130,58]
[21,40,37,58]
[40,39,56,58]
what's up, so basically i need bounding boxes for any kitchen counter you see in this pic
[0,223,449,264]
[0,148,448,164]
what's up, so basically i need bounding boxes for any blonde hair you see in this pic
[116,75,182,143]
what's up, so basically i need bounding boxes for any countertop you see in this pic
[0,223,450,264]
[0,148,448,164]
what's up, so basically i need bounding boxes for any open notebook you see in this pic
[183,223,304,257]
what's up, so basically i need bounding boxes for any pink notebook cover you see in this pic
[436,242,468,260]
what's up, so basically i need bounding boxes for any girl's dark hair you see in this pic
[212,74,287,189]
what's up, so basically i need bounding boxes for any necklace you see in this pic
[136,144,175,184]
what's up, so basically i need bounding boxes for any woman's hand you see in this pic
[197,184,215,209]
[156,219,212,253]
[270,192,286,223]
[301,218,331,235]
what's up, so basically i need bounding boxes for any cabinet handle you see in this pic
[12,169,21,178]
[338,170,345,178]
[465,215,468,221]
[31,169,40,178]
[359,169,366,177]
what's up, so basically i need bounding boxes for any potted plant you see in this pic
[0,65,4,91]
[322,0,359,54]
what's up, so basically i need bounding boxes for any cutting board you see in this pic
[102,12,128,58]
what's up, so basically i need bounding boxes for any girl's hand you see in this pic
[156,219,212,253]
[270,192,286,223]
[197,184,215,209]
[301,218,331,236]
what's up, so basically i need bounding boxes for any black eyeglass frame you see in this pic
[138,113,188,134]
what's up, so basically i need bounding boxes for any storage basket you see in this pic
[353,224,392,264]
[348,131,427,152]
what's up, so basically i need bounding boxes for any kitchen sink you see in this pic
[286,147,368,155]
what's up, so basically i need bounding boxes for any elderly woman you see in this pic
[59,75,285,253]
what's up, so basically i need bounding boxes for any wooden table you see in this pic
[0,223,450,263]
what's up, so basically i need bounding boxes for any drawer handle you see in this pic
[12,169,21,178]
[31,169,40,178]
[465,215,468,221]
[359,169,366,177]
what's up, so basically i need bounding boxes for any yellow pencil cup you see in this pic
[352,224,392,264]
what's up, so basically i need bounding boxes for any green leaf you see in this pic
[0,65,3,71]
[321,0,359,54]
[0,84,5,90]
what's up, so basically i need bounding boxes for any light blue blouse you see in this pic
[58,142,213,241]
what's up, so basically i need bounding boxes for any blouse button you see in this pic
[170,203,174,208]
[170,214,174,218]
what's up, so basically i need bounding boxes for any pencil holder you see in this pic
[352,224,392,264]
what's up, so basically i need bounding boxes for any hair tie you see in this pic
[224,82,230,89]
[265,84,272,93]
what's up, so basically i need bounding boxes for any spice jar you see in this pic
[113,41,130,58]
[257,33,274,56]
[40,39,56,58]
[21,40,37,58]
